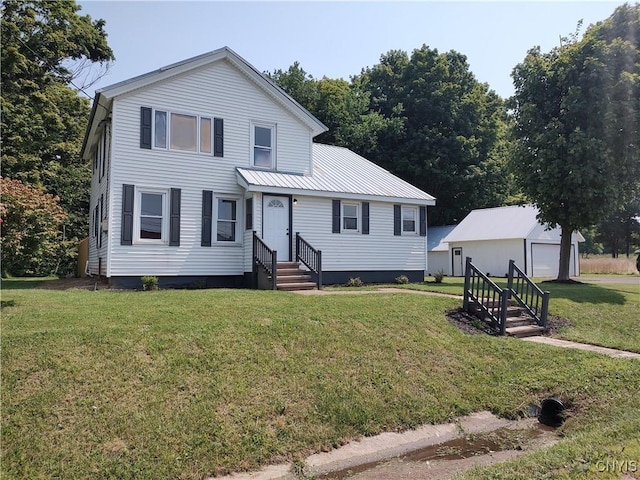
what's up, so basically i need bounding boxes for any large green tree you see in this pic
[1,0,114,275]
[510,4,640,281]
[359,46,515,225]
[269,64,390,156]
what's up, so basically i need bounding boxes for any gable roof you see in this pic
[236,143,436,205]
[81,46,327,159]
[443,205,543,242]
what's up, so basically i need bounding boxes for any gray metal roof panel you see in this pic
[237,144,436,204]
[427,225,457,251]
[443,205,541,242]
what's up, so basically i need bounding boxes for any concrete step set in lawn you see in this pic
[468,299,545,338]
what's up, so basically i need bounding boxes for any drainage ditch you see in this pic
[318,422,557,480]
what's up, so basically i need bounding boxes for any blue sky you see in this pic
[78,1,628,100]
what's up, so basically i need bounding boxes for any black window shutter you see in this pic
[214,118,224,157]
[140,107,152,149]
[332,200,341,233]
[99,195,104,249]
[169,188,181,246]
[201,190,213,247]
[393,204,401,236]
[121,184,134,245]
[362,202,370,235]
[245,197,253,230]
[94,205,99,238]
[101,132,107,178]
[419,206,427,237]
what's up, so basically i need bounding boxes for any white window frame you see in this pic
[215,195,241,244]
[250,122,276,169]
[342,202,360,233]
[133,187,169,244]
[402,206,418,235]
[151,108,213,155]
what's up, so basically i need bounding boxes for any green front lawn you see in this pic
[401,277,640,353]
[1,280,638,479]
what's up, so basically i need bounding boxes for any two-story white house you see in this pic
[81,47,436,289]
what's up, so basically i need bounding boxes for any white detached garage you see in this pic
[442,205,584,278]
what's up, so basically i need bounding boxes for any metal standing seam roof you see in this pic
[427,225,457,252]
[236,143,436,204]
[443,205,543,242]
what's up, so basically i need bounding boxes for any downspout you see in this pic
[523,238,528,276]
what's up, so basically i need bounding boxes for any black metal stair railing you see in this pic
[253,231,277,290]
[295,232,322,290]
[463,257,510,335]
[507,259,550,331]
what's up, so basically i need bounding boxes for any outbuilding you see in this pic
[441,205,584,277]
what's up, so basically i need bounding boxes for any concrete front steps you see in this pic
[473,298,545,337]
[275,262,316,291]
[504,306,545,338]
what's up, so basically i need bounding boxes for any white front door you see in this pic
[452,247,463,276]
[263,195,290,261]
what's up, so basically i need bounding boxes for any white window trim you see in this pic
[151,108,213,155]
[402,206,419,235]
[250,121,276,170]
[214,195,242,244]
[342,202,360,233]
[133,187,169,245]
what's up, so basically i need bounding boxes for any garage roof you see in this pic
[443,205,571,242]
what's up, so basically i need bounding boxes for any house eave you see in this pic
[237,172,436,206]
[90,46,327,138]
[80,92,112,160]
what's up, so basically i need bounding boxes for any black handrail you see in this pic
[507,259,549,330]
[253,232,277,290]
[295,232,322,289]
[463,257,509,334]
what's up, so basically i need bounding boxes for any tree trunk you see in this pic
[557,225,574,281]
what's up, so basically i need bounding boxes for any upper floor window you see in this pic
[141,107,222,156]
[251,123,275,169]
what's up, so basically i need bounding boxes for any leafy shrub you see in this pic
[141,276,159,291]
[434,270,445,283]
[346,277,364,287]
[0,177,66,277]
[395,275,410,284]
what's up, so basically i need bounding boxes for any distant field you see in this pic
[580,254,638,274]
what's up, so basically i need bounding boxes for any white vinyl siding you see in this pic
[447,239,523,278]
[291,196,427,272]
[88,125,111,277]
[107,59,311,276]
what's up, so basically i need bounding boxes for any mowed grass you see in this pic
[400,277,640,353]
[1,281,639,479]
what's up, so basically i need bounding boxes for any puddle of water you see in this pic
[319,423,555,480]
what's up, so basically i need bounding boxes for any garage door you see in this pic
[531,244,575,277]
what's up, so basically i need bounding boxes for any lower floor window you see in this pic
[136,189,167,243]
[402,207,417,233]
[217,198,237,242]
[342,203,359,231]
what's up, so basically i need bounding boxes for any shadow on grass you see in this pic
[0,278,46,290]
[539,281,627,305]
